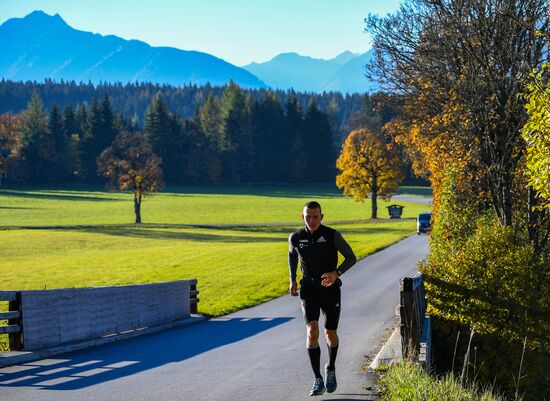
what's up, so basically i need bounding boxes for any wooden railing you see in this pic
[0,291,22,350]
[399,273,432,366]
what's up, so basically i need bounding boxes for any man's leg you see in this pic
[301,284,325,395]
[306,321,322,378]
[321,287,341,393]
[325,329,339,370]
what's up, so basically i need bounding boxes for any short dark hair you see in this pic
[304,201,322,213]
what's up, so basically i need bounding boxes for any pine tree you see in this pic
[48,103,69,181]
[219,81,246,183]
[79,97,102,181]
[253,93,287,182]
[19,92,52,182]
[98,94,117,152]
[305,100,336,182]
[145,93,185,182]
[62,104,79,179]
[74,104,88,139]
[286,96,307,183]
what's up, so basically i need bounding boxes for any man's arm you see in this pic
[334,230,356,276]
[288,234,299,296]
[321,230,357,287]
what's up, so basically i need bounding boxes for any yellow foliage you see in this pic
[383,84,475,216]
[336,128,404,203]
[522,63,550,206]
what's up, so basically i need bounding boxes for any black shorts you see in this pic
[299,278,341,330]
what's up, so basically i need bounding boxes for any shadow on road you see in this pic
[0,316,292,391]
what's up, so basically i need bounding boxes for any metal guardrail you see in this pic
[399,273,432,366]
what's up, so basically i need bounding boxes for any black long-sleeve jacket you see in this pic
[288,224,356,282]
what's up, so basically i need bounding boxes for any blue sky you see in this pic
[0,0,403,66]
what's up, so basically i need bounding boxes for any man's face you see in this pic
[302,207,323,232]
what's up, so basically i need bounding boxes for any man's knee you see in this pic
[306,321,320,346]
[324,329,339,347]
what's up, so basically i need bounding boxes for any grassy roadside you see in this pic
[377,362,508,401]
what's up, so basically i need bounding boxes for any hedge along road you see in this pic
[0,234,428,401]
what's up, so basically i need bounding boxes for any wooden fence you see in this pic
[0,291,22,350]
[399,273,432,366]
[1,280,199,351]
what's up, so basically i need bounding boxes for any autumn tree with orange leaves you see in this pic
[336,128,404,219]
[97,131,163,224]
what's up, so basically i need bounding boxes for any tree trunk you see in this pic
[371,174,378,219]
[134,191,142,224]
[502,174,513,227]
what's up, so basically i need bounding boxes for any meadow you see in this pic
[0,184,431,349]
[0,184,431,226]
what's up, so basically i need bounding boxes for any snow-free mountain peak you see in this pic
[0,11,267,89]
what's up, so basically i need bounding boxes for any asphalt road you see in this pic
[0,234,429,401]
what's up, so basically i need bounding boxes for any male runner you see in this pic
[289,201,357,396]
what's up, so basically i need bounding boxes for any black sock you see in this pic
[307,345,322,378]
[327,344,338,370]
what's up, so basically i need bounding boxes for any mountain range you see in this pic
[0,11,376,94]
[243,50,377,93]
[0,11,266,89]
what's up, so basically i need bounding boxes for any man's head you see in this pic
[302,201,323,232]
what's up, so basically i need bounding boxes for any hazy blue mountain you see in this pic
[0,11,266,88]
[331,51,360,65]
[321,50,378,93]
[243,50,378,94]
[243,52,341,93]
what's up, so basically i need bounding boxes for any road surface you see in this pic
[0,234,429,401]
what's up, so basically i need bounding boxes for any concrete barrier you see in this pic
[13,280,198,351]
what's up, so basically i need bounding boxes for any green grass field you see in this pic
[0,184,430,226]
[0,184,431,350]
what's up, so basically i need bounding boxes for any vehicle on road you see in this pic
[416,212,432,234]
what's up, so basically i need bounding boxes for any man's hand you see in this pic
[321,271,339,287]
[289,281,299,296]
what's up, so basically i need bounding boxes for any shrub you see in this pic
[420,171,550,400]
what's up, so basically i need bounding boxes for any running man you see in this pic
[289,201,357,396]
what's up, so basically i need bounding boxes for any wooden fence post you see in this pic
[190,280,199,314]
[8,292,22,350]
[399,274,431,366]
[0,291,22,351]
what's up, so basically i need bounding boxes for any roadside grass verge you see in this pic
[378,361,508,401]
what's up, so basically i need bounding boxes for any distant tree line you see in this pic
[0,79,425,186]
[0,83,331,184]
[0,79,365,142]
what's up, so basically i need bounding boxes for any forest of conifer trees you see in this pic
[0,79,418,185]
[0,80,422,185]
